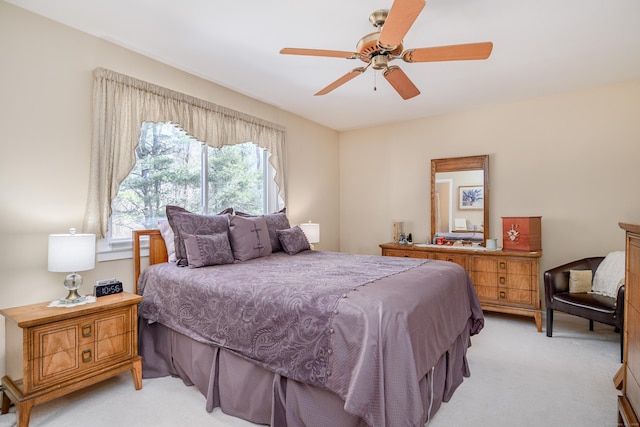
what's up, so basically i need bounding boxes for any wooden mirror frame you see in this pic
[430,154,490,245]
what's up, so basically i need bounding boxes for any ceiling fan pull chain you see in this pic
[374,70,377,91]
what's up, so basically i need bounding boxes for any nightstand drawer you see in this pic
[29,306,134,392]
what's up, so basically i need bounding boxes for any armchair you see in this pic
[544,257,624,361]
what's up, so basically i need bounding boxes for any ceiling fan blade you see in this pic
[314,67,366,96]
[383,66,420,100]
[378,0,426,49]
[402,42,493,63]
[280,48,358,59]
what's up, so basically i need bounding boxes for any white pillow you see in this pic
[591,251,625,298]
[157,219,177,263]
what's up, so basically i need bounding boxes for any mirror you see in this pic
[430,155,489,245]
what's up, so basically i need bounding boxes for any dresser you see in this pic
[380,242,543,331]
[1,292,143,427]
[619,222,640,426]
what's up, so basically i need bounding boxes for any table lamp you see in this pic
[299,221,320,249]
[48,228,96,304]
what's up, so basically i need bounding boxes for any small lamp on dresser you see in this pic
[300,221,320,249]
[48,227,96,304]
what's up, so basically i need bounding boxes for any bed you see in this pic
[133,213,484,427]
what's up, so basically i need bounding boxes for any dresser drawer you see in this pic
[382,248,431,259]
[628,237,640,313]
[433,253,467,270]
[499,258,533,277]
[627,302,640,408]
[470,256,538,307]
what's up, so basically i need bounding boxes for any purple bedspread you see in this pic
[138,250,483,426]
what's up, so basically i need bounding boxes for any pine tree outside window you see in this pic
[101,122,283,259]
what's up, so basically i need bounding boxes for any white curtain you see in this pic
[83,68,287,237]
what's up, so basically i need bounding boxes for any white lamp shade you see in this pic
[299,222,320,244]
[48,232,96,272]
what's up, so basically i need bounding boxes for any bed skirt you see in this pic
[139,317,473,427]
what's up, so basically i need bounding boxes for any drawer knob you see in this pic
[499,262,506,270]
[499,276,506,285]
[499,291,506,299]
[82,349,92,363]
[82,324,92,338]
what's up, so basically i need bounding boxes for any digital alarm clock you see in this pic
[94,279,123,297]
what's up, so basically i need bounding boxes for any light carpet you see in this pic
[0,312,621,427]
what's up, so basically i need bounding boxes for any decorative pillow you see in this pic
[592,251,626,298]
[569,269,592,293]
[183,232,234,268]
[228,215,272,261]
[166,206,232,266]
[235,208,290,252]
[276,226,311,255]
[157,219,177,263]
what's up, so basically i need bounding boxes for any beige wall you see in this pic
[0,2,340,377]
[340,80,640,272]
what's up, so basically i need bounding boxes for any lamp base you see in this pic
[58,289,89,305]
[59,272,87,305]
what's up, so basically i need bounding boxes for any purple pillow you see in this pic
[228,215,272,261]
[183,232,234,268]
[276,226,310,255]
[235,208,290,252]
[166,205,232,266]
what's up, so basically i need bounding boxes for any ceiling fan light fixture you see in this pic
[371,54,389,70]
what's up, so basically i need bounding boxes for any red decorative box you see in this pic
[502,216,542,252]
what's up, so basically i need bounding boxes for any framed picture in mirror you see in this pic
[459,185,484,210]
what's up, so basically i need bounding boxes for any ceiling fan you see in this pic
[280,0,493,100]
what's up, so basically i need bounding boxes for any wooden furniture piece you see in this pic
[133,228,168,287]
[1,292,143,427]
[380,242,542,331]
[431,155,489,245]
[501,216,542,252]
[618,222,640,426]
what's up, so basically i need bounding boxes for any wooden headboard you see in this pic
[133,229,168,294]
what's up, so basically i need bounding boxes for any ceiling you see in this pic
[7,0,640,131]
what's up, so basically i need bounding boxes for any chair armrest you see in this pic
[543,257,605,306]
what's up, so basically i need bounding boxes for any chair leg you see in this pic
[546,308,553,337]
[589,319,594,331]
[621,329,624,363]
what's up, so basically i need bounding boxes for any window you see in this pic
[86,68,287,241]
[100,122,283,259]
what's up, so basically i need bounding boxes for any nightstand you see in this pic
[1,292,143,427]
